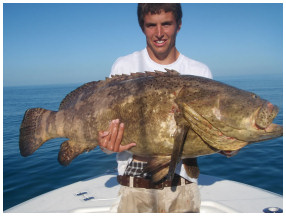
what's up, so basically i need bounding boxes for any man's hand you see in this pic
[98,119,136,154]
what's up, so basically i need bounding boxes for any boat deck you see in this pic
[5,173,283,213]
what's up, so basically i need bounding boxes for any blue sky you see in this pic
[3,3,283,86]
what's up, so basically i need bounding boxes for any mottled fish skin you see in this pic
[19,70,283,178]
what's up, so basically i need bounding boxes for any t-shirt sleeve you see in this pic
[110,57,122,77]
[204,65,213,79]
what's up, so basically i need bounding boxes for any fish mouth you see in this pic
[255,102,279,129]
[253,102,283,140]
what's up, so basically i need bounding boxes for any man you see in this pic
[98,3,212,213]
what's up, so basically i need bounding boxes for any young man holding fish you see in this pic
[98,3,212,213]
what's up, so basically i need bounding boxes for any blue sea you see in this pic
[3,74,283,211]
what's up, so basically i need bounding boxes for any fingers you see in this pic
[104,119,118,148]
[119,142,137,152]
[98,119,136,154]
[108,119,120,151]
[98,119,118,147]
[113,123,124,152]
[98,131,109,147]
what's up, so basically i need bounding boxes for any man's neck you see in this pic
[146,47,180,65]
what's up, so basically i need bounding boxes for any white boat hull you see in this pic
[5,173,283,213]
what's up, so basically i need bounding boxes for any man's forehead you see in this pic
[143,11,175,22]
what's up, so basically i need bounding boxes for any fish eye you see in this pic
[252,94,258,99]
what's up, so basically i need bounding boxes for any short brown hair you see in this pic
[137,3,182,31]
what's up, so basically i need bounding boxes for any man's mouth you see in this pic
[154,40,167,46]
[156,40,164,44]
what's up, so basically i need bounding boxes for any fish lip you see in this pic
[264,123,283,134]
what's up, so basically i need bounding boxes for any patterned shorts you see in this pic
[124,161,149,178]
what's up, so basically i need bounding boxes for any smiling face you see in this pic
[143,10,181,64]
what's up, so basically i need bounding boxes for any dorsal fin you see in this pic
[107,69,180,83]
[164,68,180,75]
[59,69,181,110]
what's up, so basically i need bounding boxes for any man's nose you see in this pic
[156,25,164,38]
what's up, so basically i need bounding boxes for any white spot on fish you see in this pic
[212,107,222,120]
[160,115,177,139]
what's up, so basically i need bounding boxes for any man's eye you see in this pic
[146,24,156,28]
[162,22,172,26]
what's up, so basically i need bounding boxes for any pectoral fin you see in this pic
[144,156,171,183]
[143,125,189,183]
[167,124,190,181]
[182,103,248,150]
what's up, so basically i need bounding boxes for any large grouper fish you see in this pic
[19,69,283,182]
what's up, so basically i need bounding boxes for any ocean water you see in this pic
[3,74,283,211]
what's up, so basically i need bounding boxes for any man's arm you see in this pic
[98,119,136,154]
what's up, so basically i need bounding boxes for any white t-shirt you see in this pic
[111,48,212,79]
[110,48,213,183]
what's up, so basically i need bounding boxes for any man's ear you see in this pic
[177,20,182,33]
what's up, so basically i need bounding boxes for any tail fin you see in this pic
[19,108,54,156]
